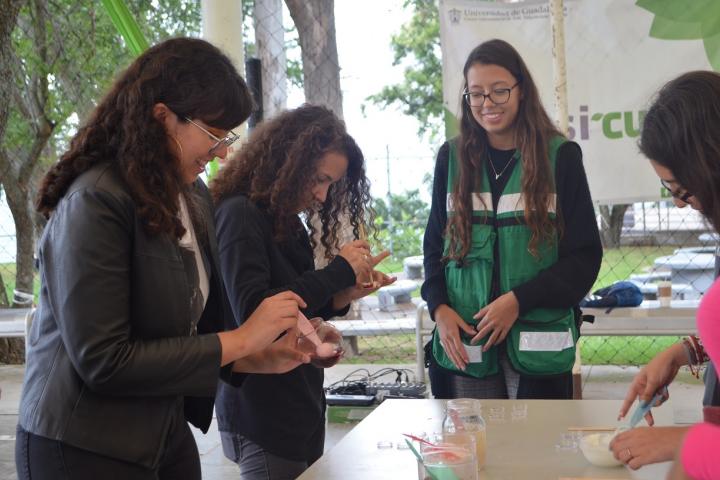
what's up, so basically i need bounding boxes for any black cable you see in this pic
[325,367,422,396]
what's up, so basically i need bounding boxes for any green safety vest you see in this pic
[432,137,578,377]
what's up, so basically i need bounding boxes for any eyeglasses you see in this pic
[463,83,519,107]
[660,179,693,203]
[184,117,240,156]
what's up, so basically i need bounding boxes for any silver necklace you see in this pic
[488,150,514,180]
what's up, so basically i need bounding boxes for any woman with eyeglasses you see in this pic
[16,38,310,480]
[421,39,602,400]
[210,104,393,480]
[609,71,720,480]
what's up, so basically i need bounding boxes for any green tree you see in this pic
[1,0,202,311]
[365,0,443,139]
[373,189,429,261]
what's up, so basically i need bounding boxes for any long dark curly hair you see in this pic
[447,39,562,261]
[36,37,253,238]
[211,104,372,260]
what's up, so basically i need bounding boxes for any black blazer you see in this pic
[18,163,236,468]
[214,194,355,461]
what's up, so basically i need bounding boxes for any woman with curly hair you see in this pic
[211,104,392,479]
[16,38,309,480]
[422,39,602,399]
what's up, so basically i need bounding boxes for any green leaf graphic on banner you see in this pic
[702,14,720,38]
[637,0,715,24]
[637,0,720,71]
[444,107,459,140]
[703,32,720,71]
[650,17,701,40]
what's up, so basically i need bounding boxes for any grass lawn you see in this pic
[579,335,681,365]
[0,263,40,306]
[593,245,677,290]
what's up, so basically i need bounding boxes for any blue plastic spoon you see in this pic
[628,387,668,428]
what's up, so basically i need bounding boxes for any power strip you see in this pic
[326,394,376,406]
[364,382,426,397]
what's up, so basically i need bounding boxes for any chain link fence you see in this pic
[334,194,711,368]
[2,1,709,370]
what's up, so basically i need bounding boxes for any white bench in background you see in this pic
[333,296,420,357]
[0,308,36,361]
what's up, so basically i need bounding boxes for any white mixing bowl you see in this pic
[579,433,623,467]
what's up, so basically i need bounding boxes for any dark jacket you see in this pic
[18,163,236,469]
[214,194,355,461]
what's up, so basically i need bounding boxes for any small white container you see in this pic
[578,433,622,467]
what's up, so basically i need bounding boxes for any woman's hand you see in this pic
[435,304,476,371]
[233,328,311,374]
[332,269,397,310]
[470,291,519,351]
[617,343,685,423]
[609,426,689,470]
[337,240,373,281]
[218,290,306,365]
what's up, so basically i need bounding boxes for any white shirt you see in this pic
[178,195,209,311]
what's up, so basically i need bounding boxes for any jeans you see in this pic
[220,432,324,480]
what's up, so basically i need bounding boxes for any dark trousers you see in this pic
[15,422,201,480]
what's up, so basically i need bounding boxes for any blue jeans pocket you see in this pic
[220,432,242,464]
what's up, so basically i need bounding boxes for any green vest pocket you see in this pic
[506,310,577,375]
[432,329,499,378]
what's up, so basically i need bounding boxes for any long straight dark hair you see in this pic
[640,71,720,233]
[447,39,562,261]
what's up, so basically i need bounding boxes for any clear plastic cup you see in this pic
[296,318,344,368]
[418,433,478,480]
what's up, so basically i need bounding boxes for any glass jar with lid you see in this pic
[442,399,486,469]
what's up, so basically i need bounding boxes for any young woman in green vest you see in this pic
[421,39,603,399]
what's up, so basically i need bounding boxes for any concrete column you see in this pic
[550,0,569,136]
[201,0,247,155]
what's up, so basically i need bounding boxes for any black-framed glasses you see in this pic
[660,179,693,203]
[184,117,240,156]
[463,82,519,107]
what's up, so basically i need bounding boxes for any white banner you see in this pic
[439,0,713,204]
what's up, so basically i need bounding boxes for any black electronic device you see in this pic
[364,382,426,398]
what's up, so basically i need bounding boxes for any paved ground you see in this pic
[0,363,705,479]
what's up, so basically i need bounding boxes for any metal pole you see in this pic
[386,145,394,255]
[245,58,263,131]
[550,0,569,135]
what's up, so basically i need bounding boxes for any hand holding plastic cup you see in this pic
[297,313,344,368]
